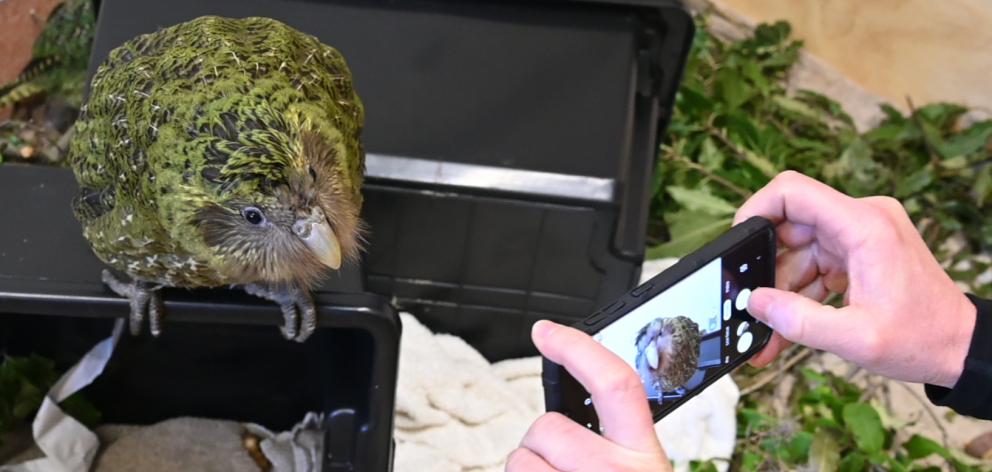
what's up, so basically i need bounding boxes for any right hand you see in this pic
[736,171,976,388]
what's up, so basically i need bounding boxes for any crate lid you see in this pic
[86,0,693,190]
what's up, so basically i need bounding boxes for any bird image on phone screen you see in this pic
[634,316,702,399]
[544,217,775,429]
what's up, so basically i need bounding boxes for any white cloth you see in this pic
[244,412,325,472]
[1,320,125,472]
[394,257,739,471]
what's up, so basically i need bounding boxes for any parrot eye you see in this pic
[242,207,265,225]
[308,166,318,181]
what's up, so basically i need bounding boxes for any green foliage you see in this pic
[842,403,885,453]
[728,367,985,471]
[651,19,992,297]
[0,354,101,445]
[689,460,720,472]
[671,18,991,471]
[0,0,96,109]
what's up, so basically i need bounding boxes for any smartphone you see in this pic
[542,216,776,431]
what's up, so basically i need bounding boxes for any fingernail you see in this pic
[747,288,772,323]
[532,320,557,341]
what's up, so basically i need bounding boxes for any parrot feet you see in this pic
[101,270,164,336]
[243,283,317,343]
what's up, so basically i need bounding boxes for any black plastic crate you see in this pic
[0,165,400,472]
[82,0,693,360]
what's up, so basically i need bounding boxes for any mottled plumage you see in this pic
[69,16,365,341]
[635,316,701,393]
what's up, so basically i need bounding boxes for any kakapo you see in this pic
[69,16,365,342]
[635,316,702,392]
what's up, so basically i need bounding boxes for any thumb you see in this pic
[748,287,866,358]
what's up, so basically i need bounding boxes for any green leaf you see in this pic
[903,434,946,460]
[12,382,44,419]
[773,95,828,125]
[0,354,101,442]
[698,137,725,170]
[916,103,967,130]
[919,122,953,159]
[741,59,771,95]
[878,103,904,121]
[646,211,732,258]
[822,138,883,196]
[738,407,772,432]
[842,403,885,453]
[807,429,841,472]
[716,112,762,150]
[666,186,737,215]
[800,367,829,385]
[864,121,916,146]
[939,155,969,171]
[750,21,792,48]
[838,451,868,472]
[796,90,856,128]
[941,120,992,157]
[782,431,813,463]
[741,149,779,179]
[894,165,934,198]
[714,68,755,109]
[973,165,992,208]
[790,137,837,155]
[60,393,102,427]
[740,451,763,471]
[678,86,716,118]
[689,460,719,472]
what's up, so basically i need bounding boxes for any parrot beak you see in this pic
[646,340,660,370]
[293,215,342,270]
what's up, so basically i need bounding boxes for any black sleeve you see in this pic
[924,294,992,420]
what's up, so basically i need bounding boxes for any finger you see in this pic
[747,287,869,360]
[733,171,862,248]
[776,221,816,248]
[776,246,818,292]
[823,269,849,295]
[798,277,828,302]
[747,332,791,367]
[533,321,660,452]
[506,447,558,472]
[519,412,605,470]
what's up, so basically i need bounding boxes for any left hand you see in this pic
[506,320,673,472]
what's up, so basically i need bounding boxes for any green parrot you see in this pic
[635,316,701,393]
[68,16,366,342]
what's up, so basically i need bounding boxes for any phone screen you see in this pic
[551,225,774,430]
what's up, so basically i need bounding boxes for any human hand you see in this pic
[737,171,976,388]
[506,320,672,472]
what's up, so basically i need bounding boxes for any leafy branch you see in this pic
[650,20,992,299]
[0,354,101,446]
[665,18,992,472]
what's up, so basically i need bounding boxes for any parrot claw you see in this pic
[101,270,164,337]
[244,283,317,343]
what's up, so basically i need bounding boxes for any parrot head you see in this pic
[189,112,364,288]
[635,316,701,393]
